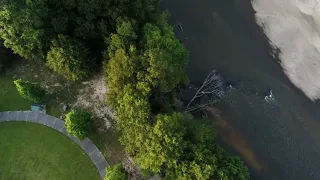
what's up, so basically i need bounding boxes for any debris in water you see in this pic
[265,90,275,103]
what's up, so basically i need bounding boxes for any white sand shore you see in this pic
[252,0,320,100]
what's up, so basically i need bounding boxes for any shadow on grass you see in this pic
[89,128,126,165]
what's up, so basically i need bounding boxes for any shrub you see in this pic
[105,164,128,180]
[65,109,93,139]
[46,34,94,81]
[13,79,45,103]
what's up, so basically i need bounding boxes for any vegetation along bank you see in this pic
[0,0,249,179]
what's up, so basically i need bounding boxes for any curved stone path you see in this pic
[0,111,108,179]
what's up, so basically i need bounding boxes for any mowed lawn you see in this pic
[0,122,101,180]
[0,76,30,111]
[0,59,83,117]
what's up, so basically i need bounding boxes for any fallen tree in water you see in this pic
[186,70,224,112]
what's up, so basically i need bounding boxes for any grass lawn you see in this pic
[89,129,125,165]
[0,122,101,180]
[0,56,125,166]
[0,76,31,111]
[1,59,81,117]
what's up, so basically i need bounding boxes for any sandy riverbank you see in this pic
[252,0,320,100]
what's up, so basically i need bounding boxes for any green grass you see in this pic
[1,59,82,117]
[0,122,101,180]
[0,56,125,167]
[0,76,31,111]
[89,129,125,165]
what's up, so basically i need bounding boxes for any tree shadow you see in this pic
[0,42,21,74]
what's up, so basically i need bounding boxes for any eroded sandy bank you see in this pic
[252,0,320,100]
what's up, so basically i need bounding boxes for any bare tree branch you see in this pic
[177,22,184,32]
[185,99,219,112]
[186,70,223,111]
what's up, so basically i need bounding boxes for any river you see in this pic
[161,0,320,179]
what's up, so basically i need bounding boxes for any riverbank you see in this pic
[252,0,320,100]
[162,0,320,179]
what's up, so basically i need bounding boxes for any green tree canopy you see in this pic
[65,109,93,139]
[0,0,48,59]
[135,113,185,173]
[0,0,159,59]
[105,163,128,180]
[140,13,188,93]
[104,45,139,108]
[46,34,94,81]
[163,116,250,180]
[116,85,152,155]
[128,113,249,180]
[104,13,188,109]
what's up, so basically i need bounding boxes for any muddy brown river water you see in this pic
[161,0,320,179]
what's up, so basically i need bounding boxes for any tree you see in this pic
[135,113,185,173]
[104,13,188,109]
[0,0,159,60]
[0,0,49,59]
[14,79,45,103]
[140,12,188,93]
[185,70,224,113]
[116,85,152,154]
[104,47,138,108]
[46,35,94,81]
[104,17,143,108]
[105,164,128,180]
[65,109,93,139]
[172,116,249,180]
[132,113,249,180]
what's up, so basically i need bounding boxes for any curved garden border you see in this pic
[0,111,108,179]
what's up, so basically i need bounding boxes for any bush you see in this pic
[14,79,45,103]
[46,35,94,81]
[105,164,128,180]
[65,109,93,139]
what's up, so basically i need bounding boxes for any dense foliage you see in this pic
[1,0,250,179]
[104,13,188,109]
[46,35,94,80]
[104,12,249,180]
[65,109,93,139]
[105,164,128,180]
[166,115,249,180]
[0,0,45,59]
[141,14,188,93]
[13,79,45,103]
[0,0,159,77]
[119,110,249,179]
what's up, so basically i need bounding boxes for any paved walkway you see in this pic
[0,111,108,179]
